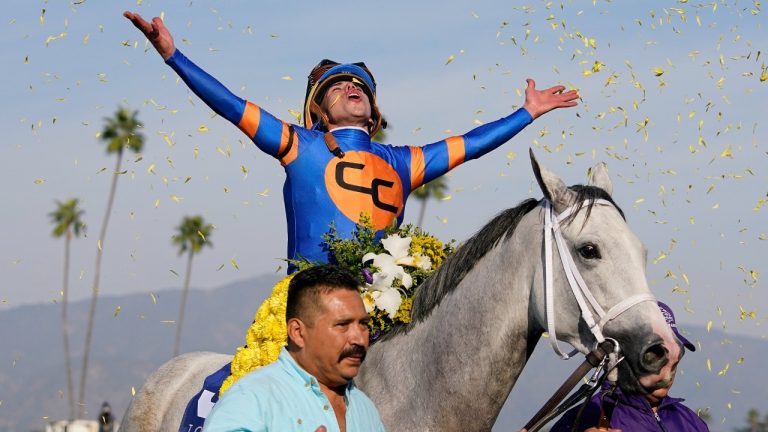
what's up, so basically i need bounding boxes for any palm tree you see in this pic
[172,215,214,357]
[78,107,144,417]
[49,198,85,421]
[411,176,449,228]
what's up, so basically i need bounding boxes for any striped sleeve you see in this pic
[165,49,290,159]
[413,108,533,187]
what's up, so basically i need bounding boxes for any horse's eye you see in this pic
[578,243,601,260]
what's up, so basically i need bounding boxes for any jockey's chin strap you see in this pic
[542,198,656,361]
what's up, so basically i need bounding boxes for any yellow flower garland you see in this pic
[219,226,452,396]
[219,274,293,396]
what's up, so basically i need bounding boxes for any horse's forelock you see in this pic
[564,185,625,226]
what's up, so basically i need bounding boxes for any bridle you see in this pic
[524,198,657,431]
[542,198,656,358]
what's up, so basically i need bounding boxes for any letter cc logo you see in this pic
[324,151,403,229]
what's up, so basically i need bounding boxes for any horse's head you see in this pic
[527,150,684,395]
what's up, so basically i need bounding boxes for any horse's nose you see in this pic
[639,341,668,373]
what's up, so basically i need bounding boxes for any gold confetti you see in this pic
[653,67,665,76]
[230,258,240,270]
[706,357,712,372]
[706,320,713,332]
[198,125,209,132]
[445,54,455,65]
[739,306,756,320]
[216,145,231,158]
[114,306,121,317]
[170,269,179,276]
[33,178,45,185]
[97,240,102,251]
[45,33,67,46]
[150,293,157,304]
[147,163,156,174]
[281,75,293,81]
[131,386,136,396]
[718,363,730,376]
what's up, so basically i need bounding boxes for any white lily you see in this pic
[375,287,403,319]
[362,234,435,289]
[361,286,403,319]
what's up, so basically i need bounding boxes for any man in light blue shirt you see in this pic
[203,265,386,432]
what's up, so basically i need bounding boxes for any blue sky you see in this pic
[2,0,766,347]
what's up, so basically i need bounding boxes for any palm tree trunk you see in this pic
[174,251,194,357]
[78,155,122,418]
[61,231,75,421]
[417,200,428,228]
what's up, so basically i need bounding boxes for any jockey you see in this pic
[125,11,579,272]
[124,10,579,431]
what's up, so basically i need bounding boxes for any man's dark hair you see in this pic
[286,264,361,324]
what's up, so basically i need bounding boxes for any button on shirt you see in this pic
[203,348,386,432]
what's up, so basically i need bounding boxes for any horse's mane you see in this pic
[379,185,622,341]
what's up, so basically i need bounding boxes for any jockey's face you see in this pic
[321,80,372,131]
[299,288,370,388]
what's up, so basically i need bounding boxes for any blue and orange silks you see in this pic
[166,50,534,271]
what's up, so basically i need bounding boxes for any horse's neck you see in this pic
[360,226,542,430]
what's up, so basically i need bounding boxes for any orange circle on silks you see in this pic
[324,151,404,230]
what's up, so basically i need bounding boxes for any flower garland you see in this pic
[219,274,293,396]
[294,214,454,340]
[220,215,453,395]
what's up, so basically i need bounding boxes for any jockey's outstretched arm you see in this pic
[124,11,289,159]
[409,79,579,190]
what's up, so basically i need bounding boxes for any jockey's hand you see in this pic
[521,78,579,120]
[123,11,176,60]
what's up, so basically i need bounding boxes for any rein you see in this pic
[523,199,656,431]
[523,340,617,431]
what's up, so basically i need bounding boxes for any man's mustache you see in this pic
[339,344,367,362]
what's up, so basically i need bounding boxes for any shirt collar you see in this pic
[277,348,355,400]
[329,126,370,135]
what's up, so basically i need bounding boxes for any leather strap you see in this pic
[323,131,345,158]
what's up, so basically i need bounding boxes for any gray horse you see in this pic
[121,154,684,431]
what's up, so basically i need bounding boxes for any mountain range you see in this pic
[1,275,765,432]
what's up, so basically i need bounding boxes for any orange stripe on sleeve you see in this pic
[446,136,466,170]
[238,101,261,138]
[410,146,425,190]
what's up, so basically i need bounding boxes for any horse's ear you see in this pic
[588,162,613,196]
[530,149,574,212]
